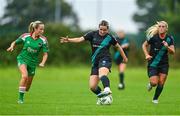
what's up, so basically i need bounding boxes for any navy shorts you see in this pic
[115,55,124,65]
[90,57,112,75]
[147,66,169,78]
[114,52,128,65]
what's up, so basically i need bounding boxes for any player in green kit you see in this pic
[7,21,49,104]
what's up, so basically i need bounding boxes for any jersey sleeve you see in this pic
[147,37,153,45]
[83,31,93,41]
[15,38,24,44]
[15,33,30,44]
[111,35,117,46]
[42,39,49,53]
[169,36,175,46]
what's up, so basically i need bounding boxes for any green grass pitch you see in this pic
[0,66,180,115]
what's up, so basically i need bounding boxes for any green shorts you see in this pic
[17,57,36,77]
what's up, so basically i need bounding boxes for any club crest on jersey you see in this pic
[27,41,30,44]
[102,60,106,65]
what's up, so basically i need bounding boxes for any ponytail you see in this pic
[28,21,43,33]
[146,23,158,40]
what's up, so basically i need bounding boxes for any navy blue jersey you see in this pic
[147,34,174,67]
[83,30,117,64]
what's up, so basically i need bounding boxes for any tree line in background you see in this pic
[0,0,179,67]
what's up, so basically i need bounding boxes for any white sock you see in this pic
[104,87,111,92]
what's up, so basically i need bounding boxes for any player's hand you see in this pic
[60,36,69,43]
[39,63,45,67]
[123,57,128,63]
[145,54,152,60]
[162,41,168,48]
[7,46,14,52]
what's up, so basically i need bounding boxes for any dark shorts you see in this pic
[90,57,112,75]
[114,52,128,65]
[115,56,124,65]
[147,66,169,78]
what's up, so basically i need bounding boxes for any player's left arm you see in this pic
[115,43,128,63]
[162,38,175,54]
[39,39,49,67]
[39,52,48,67]
[162,42,175,54]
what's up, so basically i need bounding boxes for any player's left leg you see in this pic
[25,65,35,91]
[26,77,34,92]
[152,73,167,103]
[97,67,111,98]
[118,63,126,89]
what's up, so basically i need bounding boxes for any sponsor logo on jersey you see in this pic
[27,47,37,53]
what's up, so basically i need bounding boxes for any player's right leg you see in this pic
[89,75,102,105]
[89,75,101,95]
[18,64,28,104]
[147,67,159,91]
[147,76,158,91]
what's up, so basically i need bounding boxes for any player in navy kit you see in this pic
[60,20,128,104]
[114,30,129,89]
[142,21,175,104]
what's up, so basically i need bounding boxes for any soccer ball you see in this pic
[100,95,113,105]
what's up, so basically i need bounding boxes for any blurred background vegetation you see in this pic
[0,0,180,68]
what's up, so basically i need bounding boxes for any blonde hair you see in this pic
[28,21,44,33]
[146,21,168,40]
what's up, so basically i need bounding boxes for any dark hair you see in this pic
[99,20,109,29]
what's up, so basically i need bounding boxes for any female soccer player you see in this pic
[142,21,175,104]
[60,20,128,104]
[114,30,129,90]
[7,21,49,104]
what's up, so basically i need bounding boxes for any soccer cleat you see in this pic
[17,100,24,104]
[97,89,112,98]
[147,83,152,91]
[152,99,158,104]
[118,83,125,90]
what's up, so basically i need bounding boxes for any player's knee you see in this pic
[150,81,158,87]
[21,73,28,79]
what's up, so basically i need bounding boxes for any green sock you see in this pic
[19,92,24,101]
[19,86,26,101]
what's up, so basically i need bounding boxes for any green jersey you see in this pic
[15,33,49,66]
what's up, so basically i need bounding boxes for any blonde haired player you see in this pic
[142,21,175,104]
[7,21,49,103]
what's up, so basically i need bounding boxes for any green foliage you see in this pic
[133,0,165,31]
[133,0,180,35]
[1,0,78,29]
[44,23,91,65]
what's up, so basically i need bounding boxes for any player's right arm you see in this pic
[142,41,152,60]
[7,34,26,52]
[60,36,85,43]
[7,41,16,52]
